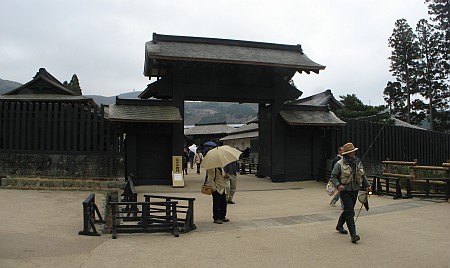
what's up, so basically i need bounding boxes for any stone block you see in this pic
[73,180,82,188]
[63,180,74,188]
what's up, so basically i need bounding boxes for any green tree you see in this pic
[335,94,387,121]
[415,19,448,130]
[384,81,408,121]
[66,74,82,95]
[425,0,450,132]
[388,18,420,124]
[425,0,450,74]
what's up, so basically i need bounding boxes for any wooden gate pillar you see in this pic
[172,68,184,158]
[270,73,287,182]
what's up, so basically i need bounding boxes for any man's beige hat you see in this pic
[342,142,358,155]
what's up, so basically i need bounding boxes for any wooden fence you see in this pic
[0,101,123,154]
[335,119,450,166]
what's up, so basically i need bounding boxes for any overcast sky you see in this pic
[1,0,430,105]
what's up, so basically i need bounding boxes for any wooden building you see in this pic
[184,122,236,147]
[0,68,123,178]
[0,68,93,105]
[220,123,258,152]
[106,98,182,185]
[132,33,344,183]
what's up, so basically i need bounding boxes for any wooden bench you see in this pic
[408,178,450,200]
[377,160,416,199]
[372,159,450,200]
[371,175,413,199]
[409,165,450,200]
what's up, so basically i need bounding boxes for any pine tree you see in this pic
[425,0,450,74]
[67,74,82,95]
[425,0,450,132]
[415,19,447,130]
[335,94,386,120]
[384,81,407,120]
[388,19,420,124]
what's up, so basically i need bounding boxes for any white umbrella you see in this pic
[201,145,242,169]
[188,144,197,154]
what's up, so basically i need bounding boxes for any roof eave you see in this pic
[145,55,325,77]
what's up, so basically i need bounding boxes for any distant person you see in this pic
[224,160,239,204]
[206,167,229,224]
[182,147,189,175]
[243,147,250,158]
[331,142,371,243]
[330,146,344,209]
[194,149,203,175]
[189,149,195,169]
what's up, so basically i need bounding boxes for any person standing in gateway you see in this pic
[331,142,371,243]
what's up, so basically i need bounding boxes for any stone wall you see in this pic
[0,177,123,191]
[0,152,124,179]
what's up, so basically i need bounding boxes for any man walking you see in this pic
[331,142,371,243]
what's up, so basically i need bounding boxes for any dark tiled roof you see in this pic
[392,118,424,129]
[229,123,259,134]
[0,94,91,102]
[287,89,343,110]
[280,109,345,127]
[220,131,258,141]
[184,124,236,135]
[145,33,325,77]
[4,68,78,96]
[107,104,182,123]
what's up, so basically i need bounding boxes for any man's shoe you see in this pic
[336,226,348,234]
[221,217,230,222]
[213,219,223,224]
[227,200,235,204]
[351,235,360,243]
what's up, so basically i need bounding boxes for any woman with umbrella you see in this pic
[203,146,242,224]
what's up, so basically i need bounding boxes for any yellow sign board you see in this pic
[172,156,184,187]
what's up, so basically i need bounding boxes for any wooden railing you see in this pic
[78,193,105,236]
[144,195,196,233]
[110,201,179,239]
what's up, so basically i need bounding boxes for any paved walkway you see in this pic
[1,172,449,268]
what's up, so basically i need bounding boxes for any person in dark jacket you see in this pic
[182,147,189,175]
[224,160,239,204]
[331,142,371,243]
[330,146,344,208]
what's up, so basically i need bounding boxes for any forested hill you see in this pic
[0,79,257,125]
[0,79,22,94]
[86,93,257,125]
[184,101,257,125]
